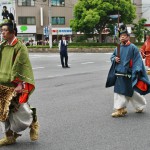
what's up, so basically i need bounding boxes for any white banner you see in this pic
[17,25,36,33]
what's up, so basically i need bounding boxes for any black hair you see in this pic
[3,6,7,9]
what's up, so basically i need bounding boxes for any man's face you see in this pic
[62,36,66,40]
[1,26,11,40]
[146,35,150,40]
[120,33,129,43]
[3,7,6,10]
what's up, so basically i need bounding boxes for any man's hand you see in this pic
[115,57,120,63]
[14,82,23,93]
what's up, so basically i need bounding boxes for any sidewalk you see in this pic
[28,47,114,53]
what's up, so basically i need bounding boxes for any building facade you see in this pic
[132,0,150,29]
[141,0,150,30]
[1,0,149,43]
[0,0,77,42]
[132,0,142,23]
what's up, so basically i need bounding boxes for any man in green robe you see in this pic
[0,15,39,146]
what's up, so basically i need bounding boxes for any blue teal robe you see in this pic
[106,43,150,97]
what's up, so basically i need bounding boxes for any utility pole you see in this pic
[34,0,52,48]
[48,0,52,48]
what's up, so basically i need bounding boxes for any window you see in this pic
[51,0,65,6]
[18,0,35,6]
[52,17,65,25]
[18,17,36,25]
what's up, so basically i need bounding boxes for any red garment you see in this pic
[125,40,131,46]
[140,39,150,67]
[129,59,148,92]
[136,80,148,91]
[13,78,34,104]
[129,59,133,68]
[19,83,34,104]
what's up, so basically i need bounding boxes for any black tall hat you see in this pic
[119,24,129,37]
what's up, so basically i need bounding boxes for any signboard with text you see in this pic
[52,28,72,35]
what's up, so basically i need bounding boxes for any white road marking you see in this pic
[106,61,111,63]
[48,74,65,78]
[57,62,95,66]
[81,62,94,65]
[30,54,59,58]
[104,53,112,55]
[33,67,45,70]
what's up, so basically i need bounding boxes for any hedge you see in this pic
[27,42,144,48]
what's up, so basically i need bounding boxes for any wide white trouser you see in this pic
[114,91,147,111]
[0,103,33,133]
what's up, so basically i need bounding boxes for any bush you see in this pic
[73,35,88,42]
[26,42,144,48]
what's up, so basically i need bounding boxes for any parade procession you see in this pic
[0,0,150,150]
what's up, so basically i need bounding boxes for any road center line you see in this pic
[33,67,45,70]
[48,74,65,78]
[81,62,94,65]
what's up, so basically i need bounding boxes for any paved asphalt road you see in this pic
[1,53,150,150]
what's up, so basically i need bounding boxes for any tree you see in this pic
[132,18,147,43]
[70,0,136,42]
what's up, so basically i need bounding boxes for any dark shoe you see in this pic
[65,66,70,68]
[14,133,22,140]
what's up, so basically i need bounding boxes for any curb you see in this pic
[28,48,114,53]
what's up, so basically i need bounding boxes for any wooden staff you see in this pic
[117,10,120,58]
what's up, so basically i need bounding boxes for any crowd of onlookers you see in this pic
[23,40,50,46]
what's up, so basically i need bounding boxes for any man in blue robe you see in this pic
[106,25,150,117]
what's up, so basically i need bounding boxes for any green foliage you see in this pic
[70,0,136,34]
[132,18,147,42]
[73,35,94,42]
[73,36,87,42]
[106,24,115,35]
[27,42,144,49]
[67,42,116,48]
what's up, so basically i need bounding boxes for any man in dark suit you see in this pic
[58,35,70,68]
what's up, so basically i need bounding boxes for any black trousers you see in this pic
[60,52,68,67]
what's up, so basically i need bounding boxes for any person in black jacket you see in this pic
[58,35,70,68]
[2,6,9,19]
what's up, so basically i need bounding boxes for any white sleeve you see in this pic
[58,40,61,51]
[66,40,68,46]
